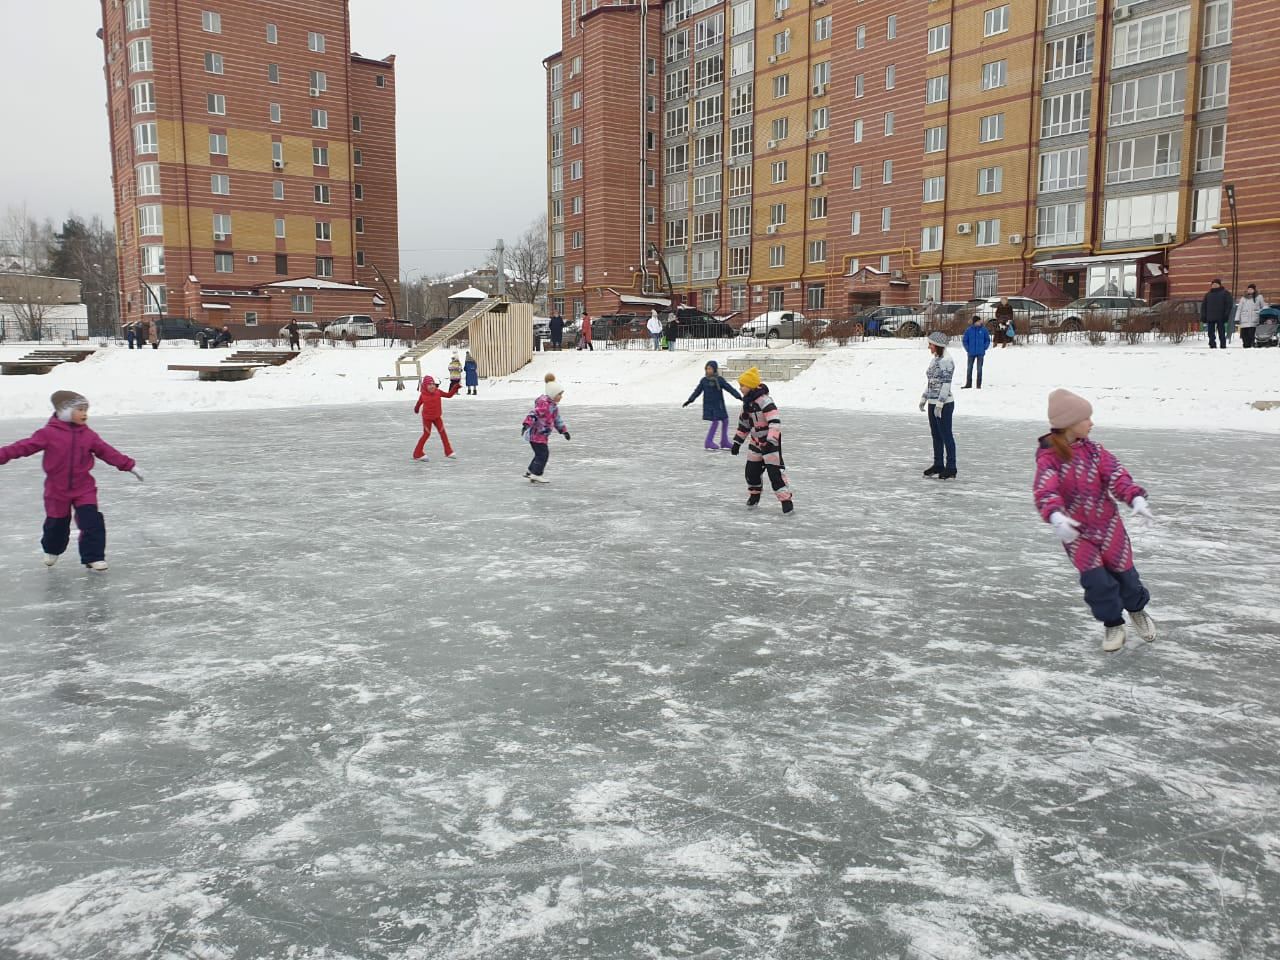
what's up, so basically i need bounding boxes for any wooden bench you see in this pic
[24,350,95,363]
[377,374,422,391]
[168,364,259,382]
[224,351,299,366]
[1,360,61,376]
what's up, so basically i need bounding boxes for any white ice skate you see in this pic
[43,554,59,567]
[414,454,429,463]
[86,561,109,573]
[1129,609,1157,642]
[446,453,458,459]
[529,475,551,484]
[1103,624,1126,653]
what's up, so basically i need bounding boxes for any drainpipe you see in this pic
[639,1,650,288]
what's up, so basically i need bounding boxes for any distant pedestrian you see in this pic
[463,352,479,395]
[549,314,565,351]
[1203,278,1234,349]
[578,313,594,351]
[1236,284,1268,349]
[683,360,742,451]
[664,315,680,351]
[147,319,159,349]
[961,316,991,389]
[920,331,957,479]
[1033,389,1157,653]
[729,366,794,514]
[448,352,463,385]
[647,309,663,350]
[522,379,570,484]
[993,296,1015,346]
[125,322,137,349]
[286,319,301,351]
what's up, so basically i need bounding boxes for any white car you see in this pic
[959,297,1052,331]
[325,314,377,339]
[739,310,809,339]
[280,321,324,340]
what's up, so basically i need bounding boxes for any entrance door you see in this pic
[1061,271,1081,298]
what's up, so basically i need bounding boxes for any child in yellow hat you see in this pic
[729,367,794,514]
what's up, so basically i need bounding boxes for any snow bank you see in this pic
[0,338,1277,433]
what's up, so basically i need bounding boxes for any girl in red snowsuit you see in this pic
[412,375,460,460]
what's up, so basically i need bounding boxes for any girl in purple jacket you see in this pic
[1033,389,1156,653]
[0,391,141,572]
[521,380,569,484]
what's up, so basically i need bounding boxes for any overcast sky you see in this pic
[0,1,558,276]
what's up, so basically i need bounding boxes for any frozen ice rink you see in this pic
[1,402,1277,959]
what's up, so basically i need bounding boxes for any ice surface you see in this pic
[0,403,1278,959]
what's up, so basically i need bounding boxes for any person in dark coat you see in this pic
[463,352,479,395]
[1203,278,1234,349]
[961,316,991,389]
[683,360,743,451]
[124,322,137,349]
[548,314,565,351]
[286,319,301,351]
[993,297,1015,346]
[664,315,680,350]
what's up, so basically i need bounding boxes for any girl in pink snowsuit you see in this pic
[1033,389,1156,653]
[0,391,139,572]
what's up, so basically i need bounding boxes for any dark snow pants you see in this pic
[1080,566,1150,628]
[528,442,550,476]
[42,505,107,565]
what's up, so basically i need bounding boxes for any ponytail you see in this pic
[1048,429,1073,463]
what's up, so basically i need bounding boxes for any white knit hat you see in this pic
[544,380,565,399]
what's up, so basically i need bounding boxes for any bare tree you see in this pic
[1,205,55,273]
[505,214,549,306]
[6,275,52,340]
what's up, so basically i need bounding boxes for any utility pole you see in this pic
[495,238,507,298]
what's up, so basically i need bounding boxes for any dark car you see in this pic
[1136,298,1203,333]
[852,305,919,336]
[664,306,735,339]
[154,317,218,345]
[591,313,644,341]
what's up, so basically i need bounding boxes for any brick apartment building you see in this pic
[99,0,400,336]
[547,0,1279,321]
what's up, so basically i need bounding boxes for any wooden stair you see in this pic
[378,297,501,390]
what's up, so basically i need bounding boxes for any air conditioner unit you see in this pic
[774,11,784,19]
[1154,231,1174,244]
[768,55,779,64]
[957,222,973,235]
[791,281,802,290]
[309,88,322,97]
[813,84,827,96]
[246,255,259,264]
[806,130,818,140]
[753,285,763,292]
[892,269,905,280]
[767,139,779,149]
[809,174,824,186]
[214,233,229,241]
[766,224,779,234]
[1114,4,1132,20]
[273,160,285,170]
[1009,234,1023,244]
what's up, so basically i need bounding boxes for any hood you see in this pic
[705,360,719,374]
[743,384,770,405]
[43,416,81,434]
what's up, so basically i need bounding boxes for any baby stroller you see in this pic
[1256,306,1280,348]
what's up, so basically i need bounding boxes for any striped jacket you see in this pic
[733,386,782,464]
[922,355,955,408]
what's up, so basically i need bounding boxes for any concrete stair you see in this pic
[719,351,824,383]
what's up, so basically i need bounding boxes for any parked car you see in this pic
[325,314,377,339]
[739,310,808,339]
[663,306,736,339]
[280,320,325,340]
[590,313,643,340]
[958,296,1053,332]
[880,303,969,338]
[154,317,218,345]
[1049,296,1149,332]
[850,305,920,337]
[1135,298,1202,332]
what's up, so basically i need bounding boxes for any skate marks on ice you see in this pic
[0,405,1278,958]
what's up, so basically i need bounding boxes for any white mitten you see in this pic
[1050,511,1081,544]
[1131,496,1154,521]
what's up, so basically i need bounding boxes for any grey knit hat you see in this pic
[927,331,949,347]
[51,391,88,420]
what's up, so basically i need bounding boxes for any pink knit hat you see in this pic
[1047,389,1093,430]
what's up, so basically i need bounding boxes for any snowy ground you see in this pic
[1,336,1278,433]
[1,403,1278,959]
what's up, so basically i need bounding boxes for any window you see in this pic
[142,284,166,314]
[572,91,582,110]
[1103,191,1179,241]
[815,16,832,41]
[694,54,723,90]
[808,239,828,267]
[728,205,751,237]
[730,83,753,118]
[812,60,831,94]
[855,73,864,98]
[694,12,724,52]
[923,175,945,202]
[984,5,1010,37]
[887,14,897,39]
[136,162,160,196]
[729,246,751,278]
[666,143,689,174]
[204,52,224,75]
[125,0,150,31]
[773,74,790,99]
[856,24,866,48]
[355,217,365,234]
[694,94,722,128]
[881,207,892,232]
[570,160,583,181]
[311,109,328,129]
[853,118,864,143]
[921,226,943,252]
[666,68,689,101]
[266,22,277,44]
[550,98,562,125]
[770,202,787,226]
[316,257,333,278]
[695,131,722,167]
[212,213,231,239]
[884,64,895,90]
[882,159,893,183]
[812,106,829,132]
[884,111,895,136]
[1106,133,1181,183]
[133,121,158,154]
[665,105,688,137]
[315,221,331,241]
[208,131,227,155]
[730,284,747,311]
[313,145,329,167]
[1192,186,1222,233]
[1109,69,1185,125]
[201,10,221,33]
[292,294,313,313]
[1044,33,1094,83]
[810,196,827,220]
[666,29,689,64]
[850,211,862,235]
[731,39,754,77]
[691,248,719,282]
[211,173,230,195]
[770,246,785,268]
[665,252,687,282]
[268,63,280,84]
[921,273,942,303]
[310,70,327,95]
[693,211,721,244]
[272,180,284,200]
[270,103,282,123]
[138,205,163,237]
[928,24,951,53]
[140,245,164,276]
[926,76,949,104]
[979,113,1005,143]
[314,184,330,204]
[1195,124,1227,173]
[214,252,233,273]
[1041,90,1091,137]
[375,75,386,88]
[925,125,947,153]
[570,126,582,146]
[1113,9,1190,67]
[976,219,1001,246]
[977,166,1003,195]
[1041,146,1089,191]
[1036,202,1085,246]
[275,254,288,275]
[274,217,285,239]
[131,81,155,114]
[128,38,153,73]
[694,172,722,205]
[974,269,1000,298]
[1047,0,1095,27]
[207,93,226,116]
[729,164,752,196]
[243,311,259,327]
[666,218,688,248]
[852,165,863,189]
[1200,61,1230,111]
[308,32,326,53]
[272,142,283,166]
[572,196,583,215]
[981,60,1007,91]
[774,29,791,56]
[1202,0,1232,49]
[771,160,788,184]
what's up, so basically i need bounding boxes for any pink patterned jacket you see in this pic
[1033,436,1146,573]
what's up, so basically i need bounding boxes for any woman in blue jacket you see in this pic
[463,352,479,395]
[961,317,991,389]
[683,360,742,451]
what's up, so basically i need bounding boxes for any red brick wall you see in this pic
[349,57,401,308]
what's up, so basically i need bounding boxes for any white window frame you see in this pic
[981,60,1007,91]
[125,0,150,31]
[212,213,231,240]
[926,75,949,104]
[210,173,230,196]
[207,93,226,116]
[1047,0,1095,28]
[979,113,1005,143]
[140,244,165,276]
[1202,0,1232,49]
[1194,124,1227,173]
[1199,61,1230,111]
[923,175,945,202]
[128,38,153,73]
[201,10,221,34]
[214,252,234,274]
[1109,69,1185,126]
[315,221,332,242]
[928,24,951,53]
[976,219,1001,247]
[921,225,943,252]
[1036,201,1085,246]
[977,166,1003,195]
[1041,90,1091,138]
[204,51,224,75]
[984,5,1010,37]
[925,125,947,153]
[1102,191,1179,242]
[1040,146,1089,192]
[1105,133,1181,184]
[133,121,159,155]
[308,32,326,53]
[1044,32,1093,83]
[138,204,163,237]
[136,162,161,196]
[1113,9,1190,68]
[131,81,156,114]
